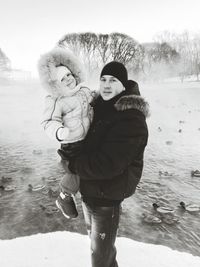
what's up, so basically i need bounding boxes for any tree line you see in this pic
[58,31,200,82]
[153,31,200,81]
[1,31,200,82]
[58,32,144,80]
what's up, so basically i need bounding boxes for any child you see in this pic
[38,47,94,219]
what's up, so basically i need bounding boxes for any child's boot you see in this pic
[56,192,78,219]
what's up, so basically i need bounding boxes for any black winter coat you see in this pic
[73,91,149,202]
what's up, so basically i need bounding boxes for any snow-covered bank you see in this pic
[0,232,200,267]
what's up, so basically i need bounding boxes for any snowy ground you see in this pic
[0,231,200,267]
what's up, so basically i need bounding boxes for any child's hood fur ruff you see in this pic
[38,47,86,97]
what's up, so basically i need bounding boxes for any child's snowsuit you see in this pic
[38,47,94,194]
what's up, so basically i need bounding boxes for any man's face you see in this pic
[100,75,125,100]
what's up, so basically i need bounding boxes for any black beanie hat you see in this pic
[100,61,128,87]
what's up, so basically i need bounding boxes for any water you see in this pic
[0,81,200,256]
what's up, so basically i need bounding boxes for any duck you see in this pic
[191,170,200,177]
[39,204,59,215]
[179,201,200,213]
[161,213,179,225]
[4,185,17,192]
[39,204,46,211]
[45,206,59,215]
[159,171,173,177]
[32,149,43,155]
[48,188,59,197]
[152,203,175,214]
[166,141,173,145]
[141,213,162,224]
[46,177,57,183]
[3,185,17,192]
[1,176,12,183]
[28,184,45,192]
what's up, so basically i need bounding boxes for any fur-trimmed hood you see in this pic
[38,47,86,97]
[115,95,150,118]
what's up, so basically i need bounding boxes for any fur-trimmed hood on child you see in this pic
[38,47,86,97]
[38,47,94,144]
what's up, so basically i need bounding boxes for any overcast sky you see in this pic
[0,0,199,75]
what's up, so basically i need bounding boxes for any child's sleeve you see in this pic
[80,85,96,104]
[41,95,67,141]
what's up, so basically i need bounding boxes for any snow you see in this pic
[0,231,200,267]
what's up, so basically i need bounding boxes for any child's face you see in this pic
[61,68,76,89]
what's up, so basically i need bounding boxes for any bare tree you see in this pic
[0,48,11,80]
[153,30,200,81]
[57,32,144,81]
[95,34,111,65]
[0,48,11,70]
[190,34,200,81]
[58,33,82,57]
[147,42,179,64]
[142,41,180,81]
[170,31,192,81]
[109,33,139,64]
[79,32,99,72]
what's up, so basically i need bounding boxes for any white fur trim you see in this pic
[38,47,86,97]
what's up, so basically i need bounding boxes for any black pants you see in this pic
[82,201,120,267]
